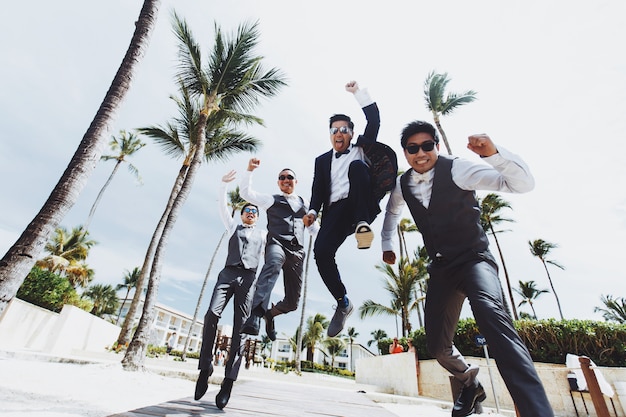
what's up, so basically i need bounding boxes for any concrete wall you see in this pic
[357,353,626,417]
[0,298,120,356]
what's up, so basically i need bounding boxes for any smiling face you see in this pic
[240,204,259,225]
[404,132,440,174]
[329,121,353,153]
[277,169,297,195]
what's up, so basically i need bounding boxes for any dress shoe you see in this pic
[452,382,486,417]
[215,377,234,409]
[264,310,277,341]
[194,363,214,400]
[241,314,260,335]
[327,298,353,337]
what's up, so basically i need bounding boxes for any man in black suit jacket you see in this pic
[303,80,380,337]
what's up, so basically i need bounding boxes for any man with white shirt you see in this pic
[303,80,381,337]
[194,171,266,409]
[240,160,318,340]
[381,121,552,417]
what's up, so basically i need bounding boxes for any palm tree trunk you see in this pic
[542,260,564,320]
[181,230,227,360]
[431,113,453,155]
[123,111,208,370]
[490,226,518,320]
[295,235,313,373]
[116,164,188,347]
[116,288,132,325]
[0,0,160,316]
[84,161,122,231]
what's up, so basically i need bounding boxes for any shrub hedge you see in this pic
[379,318,626,367]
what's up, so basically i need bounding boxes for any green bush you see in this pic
[385,318,626,367]
[17,267,91,312]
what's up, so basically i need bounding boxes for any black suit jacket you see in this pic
[309,102,380,214]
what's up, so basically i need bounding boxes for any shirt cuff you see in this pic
[354,88,374,108]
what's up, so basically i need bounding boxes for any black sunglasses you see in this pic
[278,174,295,181]
[406,141,436,154]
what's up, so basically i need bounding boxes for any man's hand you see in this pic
[382,251,396,265]
[222,170,236,183]
[467,134,497,157]
[345,80,359,94]
[248,158,260,171]
[303,213,316,227]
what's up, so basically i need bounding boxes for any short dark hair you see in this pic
[279,168,296,178]
[241,202,259,216]
[400,120,439,148]
[329,114,354,130]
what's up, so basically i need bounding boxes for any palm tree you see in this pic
[83,130,145,232]
[295,232,315,373]
[115,267,140,325]
[397,218,418,260]
[479,193,517,320]
[122,15,286,371]
[594,295,626,323]
[321,337,346,369]
[35,226,97,288]
[423,70,477,155]
[514,280,548,319]
[115,81,260,348]
[83,284,119,318]
[528,239,565,320]
[367,329,388,355]
[303,313,328,362]
[0,0,160,316]
[181,186,245,360]
[346,326,359,372]
[359,257,422,337]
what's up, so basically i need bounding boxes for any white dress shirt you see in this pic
[219,181,267,245]
[381,146,534,252]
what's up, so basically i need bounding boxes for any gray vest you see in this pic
[400,156,489,261]
[224,225,264,271]
[267,195,307,248]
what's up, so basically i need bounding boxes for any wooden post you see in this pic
[579,356,610,417]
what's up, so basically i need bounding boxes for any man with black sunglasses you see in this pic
[303,80,382,337]
[194,171,266,409]
[381,121,552,417]
[240,159,318,341]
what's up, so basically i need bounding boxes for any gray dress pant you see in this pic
[250,238,304,316]
[198,265,256,380]
[424,252,553,417]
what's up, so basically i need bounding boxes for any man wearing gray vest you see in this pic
[194,171,267,409]
[381,121,552,417]
[240,158,318,340]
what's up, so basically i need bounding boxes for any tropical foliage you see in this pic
[529,239,565,320]
[115,267,141,325]
[16,267,91,313]
[594,295,626,323]
[83,284,119,317]
[367,329,388,355]
[515,280,549,319]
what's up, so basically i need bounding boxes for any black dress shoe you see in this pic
[215,378,234,409]
[194,363,214,400]
[452,382,486,417]
[264,311,277,341]
[241,314,260,335]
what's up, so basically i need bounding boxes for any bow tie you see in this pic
[335,149,350,158]
[412,171,430,184]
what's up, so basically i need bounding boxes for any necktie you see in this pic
[335,149,350,158]
[412,172,430,184]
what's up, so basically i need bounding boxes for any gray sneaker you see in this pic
[327,299,354,337]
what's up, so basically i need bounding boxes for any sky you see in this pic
[1,1,625,351]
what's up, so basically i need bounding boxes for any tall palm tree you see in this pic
[302,313,328,362]
[83,283,119,318]
[35,226,97,288]
[397,218,418,260]
[479,193,517,320]
[367,329,388,355]
[0,0,160,316]
[594,295,626,324]
[359,257,422,337]
[514,280,548,319]
[321,337,346,369]
[181,186,245,360]
[83,130,145,232]
[115,81,260,348]
[409,246,429,329]
[295,232,315,373]
[115,267,140,325]
[423,70,477,155]
[346,326,359,372]
[122,15,286,370]
[528,239,565,320]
